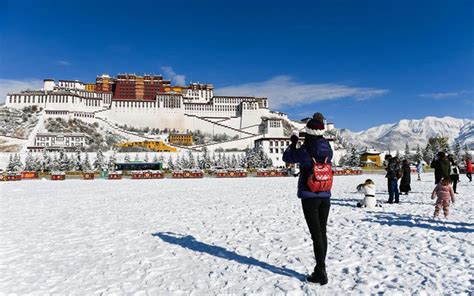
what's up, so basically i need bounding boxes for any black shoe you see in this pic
[307,267,328,285]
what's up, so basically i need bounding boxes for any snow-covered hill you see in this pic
[339,116,473,150]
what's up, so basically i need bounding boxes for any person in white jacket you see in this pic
[356,179,380,208]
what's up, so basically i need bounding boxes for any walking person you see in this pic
[283,112,333,285]
[465,157,473,182]
[399,159,411,195]
[416,160,423,181]
[385,154,401,203]
[448,156,460,194]
[430,152,450,185]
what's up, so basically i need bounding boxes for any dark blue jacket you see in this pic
[282,136,333,199]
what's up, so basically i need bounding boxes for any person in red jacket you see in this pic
[465,157,472,182]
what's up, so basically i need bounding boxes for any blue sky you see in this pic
[1,0,472,131]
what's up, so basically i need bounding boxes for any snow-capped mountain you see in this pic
[338,116,473,150]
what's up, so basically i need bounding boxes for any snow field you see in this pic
[0,173,473,294]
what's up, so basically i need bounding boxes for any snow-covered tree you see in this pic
[24,151,37,171]
[166,155,175,170]
[158,153,165,164]
[144,153,149,162]
[41,150,52,172]
[124,154,130,162]
[51,153,60,171]
[175,154,183,169]
[82,153,92,171]
[73,151,83,171]
[199,147,212,169]
[94,149,106,170]
[414,145,423,162]
[423,143,434,164]
[187,150,196,168]
[107,151,117,170]
[230,154,238,168]
[404,143,411,160]
[453,141,462,160]
[134,153,140,162]
[58,150,70,171]
[152,153,158,163]
[7,154,16,172]
[348,146,360,167]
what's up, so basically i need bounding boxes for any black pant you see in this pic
[467,172,472,182]
[301,198,330,269]
[450,174,459,193]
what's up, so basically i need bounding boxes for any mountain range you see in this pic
[338,116,473,151]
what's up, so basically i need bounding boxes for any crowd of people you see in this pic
[282,111,472,285]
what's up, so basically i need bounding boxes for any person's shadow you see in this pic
[152,232,305,280]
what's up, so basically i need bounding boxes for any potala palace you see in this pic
[3,74,335,166]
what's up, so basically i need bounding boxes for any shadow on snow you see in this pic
[363,211,474,233]
[152,232,305,280]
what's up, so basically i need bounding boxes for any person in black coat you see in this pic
[385,154,401,203]
[399,159,411,195]
[430,152,450,184]
[283,112,333,285]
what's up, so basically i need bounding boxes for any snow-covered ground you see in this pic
[1,173,472,294]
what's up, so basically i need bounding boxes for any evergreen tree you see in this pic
[423,143,434,164]
[144,153,149,162]
[404,142,411,160]
[33,154,42,171]
[41,150,52,172]
[82,153,92,171]
[175,154,182,169]
[200,147,212,169]
[24,151,36,171]
[158,153,165,163]
[152,153,158,163]
[107,151,117,170]
[6,154,15,172]
[187,150,196,168]
[58,150,70,172]
[348,146,360,167]
[134,153,140,162]
[395,150,400,159]
[166,155,175,170]
[414,145,423,162]
[51,153,60,171]
[238,153,247,168]
[195,154,201,169]
[94,149,106,170]
[124,154,130,162]
[453,141,462,160]
[230,154,238,168]
[74,150,83,171]
[211,152,217,167]
[12,154,22,172]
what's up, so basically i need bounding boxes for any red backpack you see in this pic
[307,157,333,192]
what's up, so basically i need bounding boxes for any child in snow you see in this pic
[431,177,455,218]
[356,179,380,208]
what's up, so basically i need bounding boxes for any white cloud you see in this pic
[215,76,388,109]
[56,60,71,66]
[0,79,43,104]
[419,90,472,99]
[161,66,186,86]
